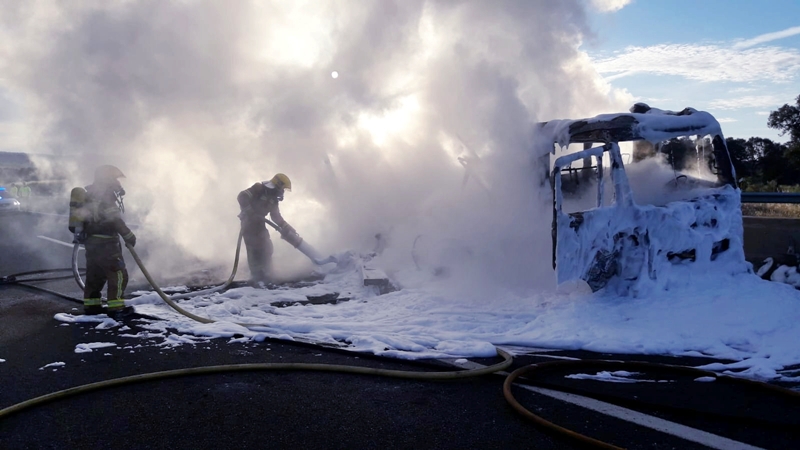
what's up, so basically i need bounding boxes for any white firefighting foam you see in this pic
[86,107,800,382]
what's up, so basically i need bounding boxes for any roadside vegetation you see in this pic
[741,202,800,218]
[653,95,800,218]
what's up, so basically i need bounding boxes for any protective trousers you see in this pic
[83,240,129,310]
[242,218,274,283]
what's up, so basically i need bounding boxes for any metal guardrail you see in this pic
[741,192,800,204]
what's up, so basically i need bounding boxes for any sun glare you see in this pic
[255,2,334,68]
[357,95,421,147]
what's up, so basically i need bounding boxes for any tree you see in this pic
[768,95,800,144]
[725,137,756,179]
[746,137,798,185]
[766,96,800,184]
[783,143,800,184]
[659,138,694,171]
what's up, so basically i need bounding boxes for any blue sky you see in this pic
[585,0,800,141]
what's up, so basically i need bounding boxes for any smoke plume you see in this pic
[0,0,632,293]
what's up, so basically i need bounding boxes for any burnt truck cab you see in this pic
[534,103,747,295]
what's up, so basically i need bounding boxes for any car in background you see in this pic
[0,187,21,214]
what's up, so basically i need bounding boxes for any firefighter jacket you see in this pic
[83,183,134,245]
[237,182,294,232]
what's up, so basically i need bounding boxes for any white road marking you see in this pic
[523,385,765,450]
[438,355,765,450]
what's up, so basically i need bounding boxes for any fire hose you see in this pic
[5,228,799,448]
[5,240,514,416]
[0,268,86,304]
[91,241,800,448]
[70,218,336,300]
[1,229,515,430]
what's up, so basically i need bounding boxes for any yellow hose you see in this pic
[0,349,512,420]
[73,230,244,302]
[126,239,283,327]
[503,359,800,449]
[57,228,792,449]
[0,234,514,424]
[13,234,799,449]
[165,228,244,301]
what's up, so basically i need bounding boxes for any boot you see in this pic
[83,305,104,316]
[83,298,103,315]
[106,306,135,320]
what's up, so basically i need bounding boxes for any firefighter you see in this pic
[17,182,32,211]
[18,182,31,199]
[237,173,302,286]
[82,165,136,317]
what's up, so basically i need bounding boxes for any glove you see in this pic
[280,226,302,248]
[122,232,136,248]
[280,223,297,236]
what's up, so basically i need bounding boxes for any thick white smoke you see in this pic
[0,0,632,293]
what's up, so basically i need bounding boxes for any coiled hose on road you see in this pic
[1,237,515,411]
[1,268,86,304]
[5,234,800,449]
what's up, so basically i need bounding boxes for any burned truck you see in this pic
[535,103,747,295]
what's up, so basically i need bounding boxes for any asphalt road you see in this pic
[2,211,800,450]
[0,210,75,274]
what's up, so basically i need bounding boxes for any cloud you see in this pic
[589,0,632,13]
[728,87,758,94]
[734,26,800,50]
[593,43,800,83]
[716,118,738,123]
[708,95,785,110]
[0,0,630,290]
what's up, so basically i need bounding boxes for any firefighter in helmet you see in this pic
[82,165,136,316]
[237,173,302,286]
